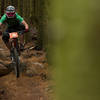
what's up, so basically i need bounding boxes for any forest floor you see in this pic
[0,37,53,100]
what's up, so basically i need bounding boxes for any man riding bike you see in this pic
[0,5,29,58]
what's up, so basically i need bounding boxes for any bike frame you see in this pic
[9,32,20,78]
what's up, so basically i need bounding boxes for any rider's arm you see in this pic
[0,23,2,26]
[16,13,29,30]
[0,14,6,25]
[0,15,5,35]
[21,20,29,30]
[0,14,6,32]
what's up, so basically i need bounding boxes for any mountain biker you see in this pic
[0,5,29,57]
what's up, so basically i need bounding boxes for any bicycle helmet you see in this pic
[6,5,15,18]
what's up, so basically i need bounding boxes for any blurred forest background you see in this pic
[49,0,100,100]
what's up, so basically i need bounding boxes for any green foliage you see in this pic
[49,0,100,100]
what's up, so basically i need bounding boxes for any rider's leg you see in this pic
[2,32,13,59]
[18,34,24,51]
[19,34,24,45]
[18,24,25,51]
[19,24,25,45]
[5,42,11,50]
[2,32,11,50]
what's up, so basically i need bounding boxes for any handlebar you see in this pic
[9,29,29,35]
[17,30,25,35]
[0,29,29,36]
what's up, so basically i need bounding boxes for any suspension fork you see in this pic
[10,38,18,51]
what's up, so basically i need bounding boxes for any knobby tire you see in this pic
[13,48,20,78]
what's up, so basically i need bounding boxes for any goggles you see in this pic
[6,12,15,18]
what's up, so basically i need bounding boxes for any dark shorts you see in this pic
[2,24,25,43]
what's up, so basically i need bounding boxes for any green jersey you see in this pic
[0,13,24,27]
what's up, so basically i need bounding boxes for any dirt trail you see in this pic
[0,37,52,100]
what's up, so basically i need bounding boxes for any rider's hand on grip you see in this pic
[25,29,29,33]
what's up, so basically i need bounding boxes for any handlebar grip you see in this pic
[18,29,29,35]
[24,29,29,33]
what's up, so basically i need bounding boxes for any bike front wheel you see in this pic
[13,48,20,78]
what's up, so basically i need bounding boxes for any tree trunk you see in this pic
[1,0,5,16]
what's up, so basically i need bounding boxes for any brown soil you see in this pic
[0,37,53,100]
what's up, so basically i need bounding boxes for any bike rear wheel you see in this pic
[13,48,20,78]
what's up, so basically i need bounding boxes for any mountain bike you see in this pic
[9,30,24,78]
